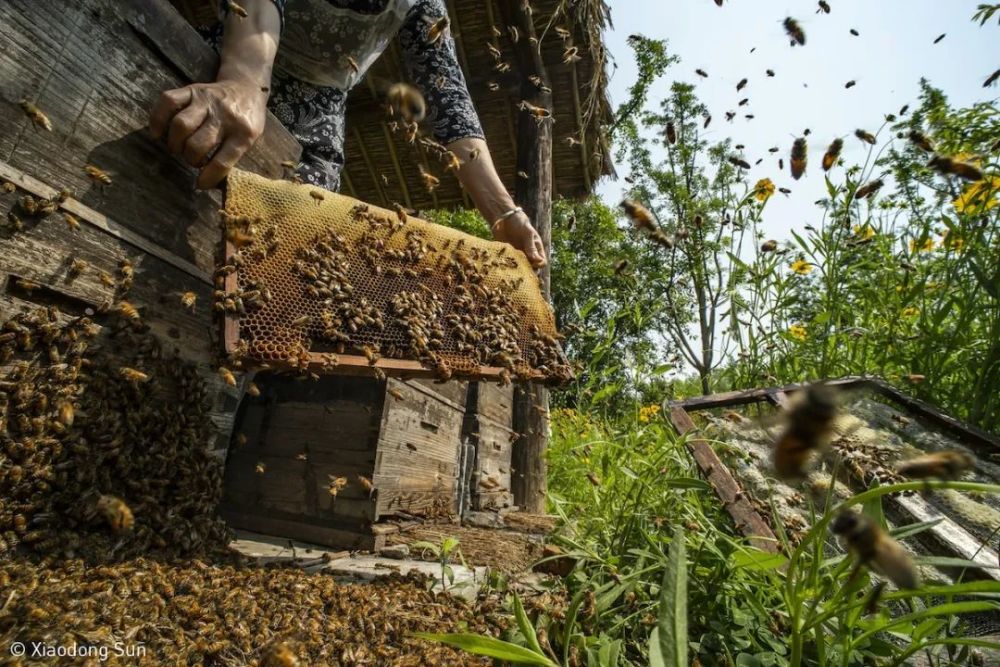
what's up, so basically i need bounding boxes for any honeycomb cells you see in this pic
[221,169,571,383]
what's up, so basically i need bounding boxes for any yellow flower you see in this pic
[753,178,776,202]
[788,324,808,341]
[901,307,919,318]
[909,237,935,253]
[939,230,966,252]
[790,259,813,275]
[638,404,661,423]
[953,176,1000,215]
[852,224,876,240]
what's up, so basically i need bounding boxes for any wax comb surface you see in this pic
[221,169,570,383]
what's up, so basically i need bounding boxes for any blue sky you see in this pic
[596,0,999,240]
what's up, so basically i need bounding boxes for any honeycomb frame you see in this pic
[220,169,571,384]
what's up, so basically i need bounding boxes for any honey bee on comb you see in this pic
[95,495,134,534]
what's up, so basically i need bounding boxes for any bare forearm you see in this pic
[217,0,282,87]
[449,137,516,223]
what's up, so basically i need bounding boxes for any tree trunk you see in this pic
[501,0,553,513]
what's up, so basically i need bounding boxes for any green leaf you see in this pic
[512,592,546,657]
[411,633,558,666]
[660,477,712,490]
[650,525,688,667]
[652,363,674,376]
[889,518,944,540]
[732,548,788,571]
[441,536,460,557]
[590,383,621,405]
[914,556,1000,570]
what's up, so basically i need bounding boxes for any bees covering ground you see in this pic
[0,558,507,665]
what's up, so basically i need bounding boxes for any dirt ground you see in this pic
[385,513,558,574]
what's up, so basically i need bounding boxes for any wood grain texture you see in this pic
[0,0,299,277]
[669,406,779,553]
[471,416,515,511]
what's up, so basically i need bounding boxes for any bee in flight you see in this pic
[784,17,806,46]
[897,450,975,481]
[822,138,842,171]
[832,510,921,590]
[790,137,807,180]
[772,383,840,480]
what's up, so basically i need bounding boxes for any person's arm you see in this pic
[449,137,547,267]
[148,0,281,189]
[399,0,546,267]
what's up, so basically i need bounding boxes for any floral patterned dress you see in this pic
[215,0,484,190]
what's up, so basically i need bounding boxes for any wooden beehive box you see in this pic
[221,375,469,550]
[466,382,516,512]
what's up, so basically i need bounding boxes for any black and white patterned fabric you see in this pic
[215,0,484,191]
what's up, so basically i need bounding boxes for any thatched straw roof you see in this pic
[170,0,613,211]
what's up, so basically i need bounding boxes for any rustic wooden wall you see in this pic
[466,382,516,511]
[0,0,299,452]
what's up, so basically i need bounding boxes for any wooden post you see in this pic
[500,0,553,513]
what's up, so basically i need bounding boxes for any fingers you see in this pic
[183,120,223,168]
[167,103,208,156]
[197,136,252,190]
[149,87,193,140]
[530,235,547,268]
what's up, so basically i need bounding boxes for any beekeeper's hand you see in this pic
[148,0,279,190]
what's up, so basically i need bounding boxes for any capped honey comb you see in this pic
[221,169,570,384]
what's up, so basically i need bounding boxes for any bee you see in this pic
[845,80,856,89]
[864,581,887,616]
[933,33,946,44]
[586,472,601,487]
[766,69,775,77]
[58,401,74,426]
[247,381,261,397]
[821,138,842,171]
[855,129,876,145]
[99,271,115,288]
[779,158,785,170]
[695,68,708,78]
[728,156,751,170]
[613,259,629,275]
[120,367,149,384]
[850,28,859,36]
[386,83,426,123]
[309,189,325,205]
[507,25,520,43]
[620,199,657,232]
[897,450,975,481]
[790,137,807,180]
[280,160,297,170]
[180,291,197,310]
[772,384,840,480]
[908,130,934,152]
[487,42,502,61]
[817,1,830,14]
[219,367,237,387]
[517,169,529,179]
[358,475,375,495]
[555,25,571,40]
[255,462,266,474]
[328,476,348,497]
[519,100,552,122]
[853,178,884,201]
[226,0,248,19]
[563,46,581,64]
[1,180,14,193]
[19,194,38,215]
[117,300,140,320]
[488,81,500,92]
[63,212,80,231]
[427,15,450,45]
[291,315,312,327]
[392,202,408,224]
[984,68,1000,88]
[20,98,53,131]
[927,155,984,182]
[94,495,135,534]
[68,258,88,280]
[665,120,677,145]
[346,56,359,75]
[736,78,748,92]
[84,164,112,186]
[388,387,404,401]
[832,510,920,590]
[784,17,806,46]
[725,111,736,122]
[760,239,778,253]
[738,97,749,106]
[703,114,712,128]
[419,166,440,192]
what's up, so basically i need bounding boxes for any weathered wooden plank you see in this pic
[220,510,381,551]
[262,401,379,455]
[471,415,514,511]
[669,406,779,553]
[411,378,469,408]
[0,0,299,277]
[665,377,868,413]
[475,382,515,427]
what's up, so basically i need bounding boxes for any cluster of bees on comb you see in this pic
[221,188,572,386]
[763,384,980,604]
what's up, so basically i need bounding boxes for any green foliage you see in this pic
[425,207,491,240]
